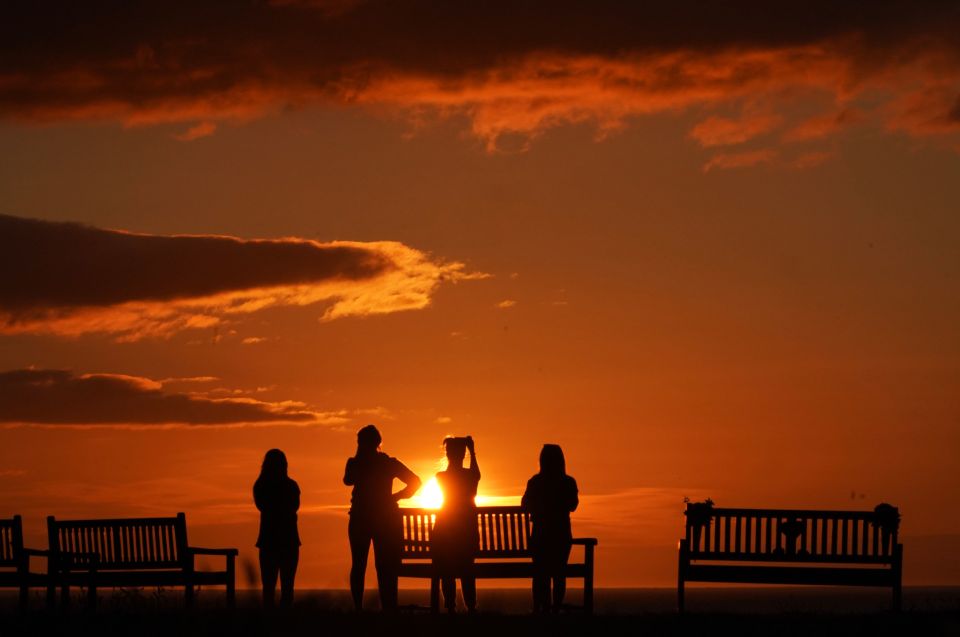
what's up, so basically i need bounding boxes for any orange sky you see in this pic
[2,1,960,589]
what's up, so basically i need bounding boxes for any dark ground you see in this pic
[2,588,958,636]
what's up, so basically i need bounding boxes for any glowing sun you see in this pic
[413,477,444,509]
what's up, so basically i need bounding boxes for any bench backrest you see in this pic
[401,506,533,559]
[47,513,188,570]
[684,505,900,564]
[0,515,24,567]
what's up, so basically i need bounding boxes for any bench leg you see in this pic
[19,584,29,611]
[87,584,97,610]
[430,577,440,613]
[185,583,194,610]
[584,542,596,614]
[892,543,903,612]
[226,554,237,608]
[678,539,688,614]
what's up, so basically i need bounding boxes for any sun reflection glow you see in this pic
[408,477,520,509]
[412,477,444,509]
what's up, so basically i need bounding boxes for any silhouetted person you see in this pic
[521,444,579,613]
[344,424,421,612]
[254,449,301,609]
[432,436,480,613]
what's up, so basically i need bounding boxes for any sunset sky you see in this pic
[2,1,959,589]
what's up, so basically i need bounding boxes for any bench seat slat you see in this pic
[0,572,47,586]
[400,560,590,579]
[687,552,895,564]
[56,569,234,587]
[686,564,898,587]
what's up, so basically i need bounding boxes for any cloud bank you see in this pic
[0,368,323,426]
[2,1,959,158]
[0,215,479,339]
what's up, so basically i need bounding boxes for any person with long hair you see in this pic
[432,435,481,613]
[521,444,579,613]
[343,424,421,612]
[254,448,301,608]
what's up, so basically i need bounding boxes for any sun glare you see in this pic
[414,477,444,509]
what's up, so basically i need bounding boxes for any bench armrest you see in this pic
[22,547,49,557]
[23,547,50,562]
[572,537,598,546]
[18,547,49,574]
[188,547,239,557]
[187,546,237,579]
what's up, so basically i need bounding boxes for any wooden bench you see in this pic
[0,515,49,610]
[47,512,238,608]
[677,502,903,612]
[398,505,598,613]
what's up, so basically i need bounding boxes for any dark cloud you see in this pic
[2,1,958,151]
[0,214,388,311]
[0,215,480,339]
[0,368,320,425]
[2,1,955,80]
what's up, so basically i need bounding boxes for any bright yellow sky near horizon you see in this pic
[2,2,960,590]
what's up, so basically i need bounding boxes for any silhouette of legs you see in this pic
[440,575,457,612]
[432,520,477,614]
[260,548,298,609]
[532,540,571,612]
[348,516,372,611]
[551,575,566,610]
[260,550,278,608]
[436,553,460,612]
[532,573,549,613]
[461,575,476,612]
[547,543,571,611]
[438,565,475,612]
[279,549,298,608]
[372,524,400,612]
[350,513,401,612]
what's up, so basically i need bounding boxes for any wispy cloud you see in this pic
[792,150,835,169]
[703,148,778,172]
[688,111,782,148]
[783,108,863,142]
[173,120,216,141]
[158,376,220,385]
